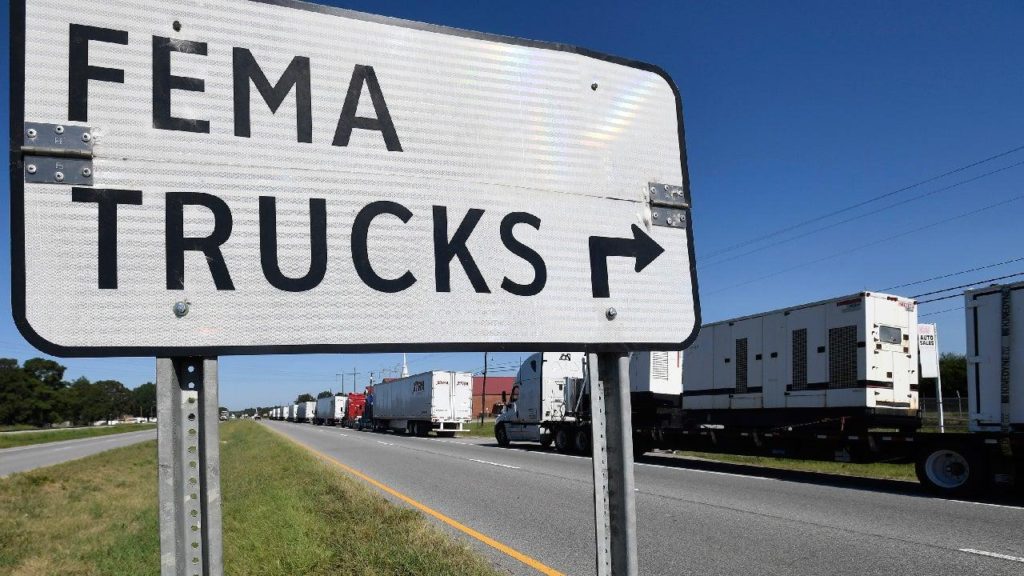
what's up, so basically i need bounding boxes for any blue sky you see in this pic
[2,1,1023,409]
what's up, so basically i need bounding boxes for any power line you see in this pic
[913,271,1024,302]
[881,256,1024,291]
[700,143,1024,260]
[919,306,964,318]
[703,193,1024,296]
[700,160,1024,269]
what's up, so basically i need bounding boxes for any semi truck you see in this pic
[496,289,1022,496]
[314,395,346,426]
[371,371,473,436]
[340,393,367,428]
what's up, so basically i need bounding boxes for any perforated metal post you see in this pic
[589,352,638,576]
[157,358,223,576]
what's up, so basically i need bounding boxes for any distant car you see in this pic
[254,414,262,420]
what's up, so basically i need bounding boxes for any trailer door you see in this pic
[431,374,454,421]
[452,373,473,421]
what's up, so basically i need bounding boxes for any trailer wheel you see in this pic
[554,428,574,453]
[915,445,986,496]
[495,424,510,447]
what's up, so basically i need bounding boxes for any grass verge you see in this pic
[0,424,156,449]
[460,420,496,438]
[673,450,916,482]
[0,420,501,576]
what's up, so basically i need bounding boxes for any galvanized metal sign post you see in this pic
[11,0,700,574]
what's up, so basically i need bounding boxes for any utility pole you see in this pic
[348,369,360,394]
[481,352,489,425]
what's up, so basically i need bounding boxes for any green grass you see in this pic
[0,424,40,432]
[0,420,501,576]
[0,424,156,449]
[674,450,917,482]
[460,420,495,438]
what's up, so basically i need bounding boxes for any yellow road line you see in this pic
[267,425,565,576]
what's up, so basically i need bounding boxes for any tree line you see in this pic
[0,357,156,427]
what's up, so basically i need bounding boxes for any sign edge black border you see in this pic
[9,0,703,357]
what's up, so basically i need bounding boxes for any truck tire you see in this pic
[555,428,574,453]
[574,428,591,455]
[915,445,986,496]
[539,433,553,449]
[495,424,511,447]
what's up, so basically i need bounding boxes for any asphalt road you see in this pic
[265,420,1024,576]
[0,429,156,477]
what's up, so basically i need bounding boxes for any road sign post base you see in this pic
[156,357,223,576]
[589,352,639,576]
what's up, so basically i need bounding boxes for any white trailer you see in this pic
[288,404,298,422]
[314,395,347,426]
[371,371,472,436]
[295,401,316,423]
[682,291,920,431]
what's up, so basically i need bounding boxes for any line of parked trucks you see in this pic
[267,370,474,437]
[264,281,1022,497]
[494,284,1022,497]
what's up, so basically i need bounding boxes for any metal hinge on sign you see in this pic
[648,182,688,228]
[22,122,94,186]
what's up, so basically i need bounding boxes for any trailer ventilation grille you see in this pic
[651,352,670,381]
[792,329,808,390]
[829,325,858,389]
[735,338,748,393]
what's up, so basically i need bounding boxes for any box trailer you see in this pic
[681,292,920,432]
[314,395,346,426]
[296,401,316,423]
[288,404,297,421]
[371,371,472,436]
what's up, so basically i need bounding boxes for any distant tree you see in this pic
[132,382,157,418]
[317,390,334,399]
[937,353,967,398]
[22,358,66,390]
[296,393,316,403]
[0,358,61,427]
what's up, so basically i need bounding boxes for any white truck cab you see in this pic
[495,352,585,447]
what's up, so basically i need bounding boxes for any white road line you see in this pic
[469,458,521,470]
[959,549,1024,563]
[377,441,394,446]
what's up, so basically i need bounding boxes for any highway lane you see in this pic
[0,429,156,477]
[266,420,1024,576]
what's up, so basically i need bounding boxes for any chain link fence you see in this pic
[918,396,969,432]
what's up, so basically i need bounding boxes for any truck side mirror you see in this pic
[509,385,519,403]
[501,390,507,404]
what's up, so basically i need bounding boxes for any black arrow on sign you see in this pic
[588,224,665,298]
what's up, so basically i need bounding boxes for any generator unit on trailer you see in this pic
[681,291,920,432]
[966,282,1024,434]
[371,371,473,436]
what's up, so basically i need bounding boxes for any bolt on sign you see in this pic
[10,0,700,356]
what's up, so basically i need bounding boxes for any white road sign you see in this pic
[11,0,699,356]
[918,323,940,379]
